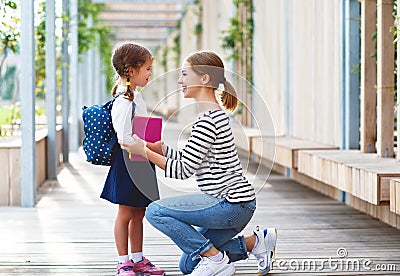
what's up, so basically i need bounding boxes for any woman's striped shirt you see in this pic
[164,109,255,203]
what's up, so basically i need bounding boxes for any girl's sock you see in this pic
[207,251,224,262]
[118,255,129,264]
[130,252,144,263]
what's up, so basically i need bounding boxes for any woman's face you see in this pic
[133,59,153,88]
[178,60,203,99]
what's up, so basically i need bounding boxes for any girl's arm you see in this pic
[111,98,135,144]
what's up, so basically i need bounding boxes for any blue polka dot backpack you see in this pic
[81,98,118,166]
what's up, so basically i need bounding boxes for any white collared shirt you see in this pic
[111,85,148,144]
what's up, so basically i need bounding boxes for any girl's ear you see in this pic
[129,66,136,77]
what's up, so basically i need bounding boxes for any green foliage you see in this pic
[221,0,254,62]
[0,65,17,100]
[0,1,20,74]
[161,46,168,72]
[173,33,181,68]
[78,0,113,92]
[35,1,46,99]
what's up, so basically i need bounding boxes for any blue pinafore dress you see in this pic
[100,102,160,207]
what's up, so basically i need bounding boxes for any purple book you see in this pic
[129,116,162,161]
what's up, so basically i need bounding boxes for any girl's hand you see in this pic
[119,134,146,156]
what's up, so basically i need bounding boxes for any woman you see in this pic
[119,51,277,276]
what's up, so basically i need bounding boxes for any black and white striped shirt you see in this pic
[165,109,255,203]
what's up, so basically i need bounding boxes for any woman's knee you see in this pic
[145,202,161,224]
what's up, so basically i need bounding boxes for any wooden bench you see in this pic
[231,125,265,155]
[298,150,400,206]
[251,136,338,170]
[390,178,400,215]
[0,127,63,206]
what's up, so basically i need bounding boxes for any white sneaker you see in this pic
[251,226,277,275]
[189,252,235,276]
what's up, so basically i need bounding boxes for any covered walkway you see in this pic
[0,126,399,275]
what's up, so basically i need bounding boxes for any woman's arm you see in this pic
[144,147,167,170]
[146,141,164,155]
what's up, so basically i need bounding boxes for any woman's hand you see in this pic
[119,134,146,157]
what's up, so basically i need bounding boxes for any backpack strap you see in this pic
[131,101,136,120]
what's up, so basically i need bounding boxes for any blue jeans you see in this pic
[145,194,256,274]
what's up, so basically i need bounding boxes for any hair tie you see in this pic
[126,82,131,86]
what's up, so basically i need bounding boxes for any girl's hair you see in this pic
[185,51,238,111]
[111,42,153,101]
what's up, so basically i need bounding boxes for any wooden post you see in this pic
[360,0,377,153]
[69,0,80,151]
[376,0,395,157]
[344,0,361,149]
[46,0,57,179]
[61,0,70,163]
[398,13,400,161]
[20,0,36,207]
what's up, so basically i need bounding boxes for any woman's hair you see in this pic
[185,51,238,111]
[111,42,153,101]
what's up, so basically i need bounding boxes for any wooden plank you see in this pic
[376,0,395,157]
[0,149,10,206]
[298,150,400,205]
[360,0,377,153]
[254,137,338,169]
[390,178,400,214]
[9,148,21,206]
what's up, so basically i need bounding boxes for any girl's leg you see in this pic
[115,204,134,256]
[129,207,145,254]
[130,207,166,275]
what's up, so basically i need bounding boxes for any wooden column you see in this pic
[376,0,394,157]
[398,12,400,161]
[344,0,361,149]
[20,0,36,207]
[360,0,377,153]
[69,0,80,151]
[46,0,57,179]
[61,0,70,163]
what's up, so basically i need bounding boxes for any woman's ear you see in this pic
[201,74,211,84]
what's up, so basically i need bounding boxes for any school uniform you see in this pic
[101,85,159,207]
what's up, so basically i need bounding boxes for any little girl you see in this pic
[100,42,165,276]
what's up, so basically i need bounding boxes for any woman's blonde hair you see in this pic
[111,42,153,101]
[185,51,238,111]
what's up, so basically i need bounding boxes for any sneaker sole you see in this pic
[215,264,235,276]
[258,228,277,275]
[136,273,166,276]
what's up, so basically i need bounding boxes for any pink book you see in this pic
[129,116,162,161]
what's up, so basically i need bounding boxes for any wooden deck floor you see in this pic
[1,128,400,275]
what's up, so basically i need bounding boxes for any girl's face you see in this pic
[133,59,153,88]
[178,60,203,99]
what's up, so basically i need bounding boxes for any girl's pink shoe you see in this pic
[116,260,136,276]
[132,257,165,275]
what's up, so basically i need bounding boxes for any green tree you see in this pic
[0,1,20,91]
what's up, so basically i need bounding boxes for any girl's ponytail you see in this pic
[221,80,238,111]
